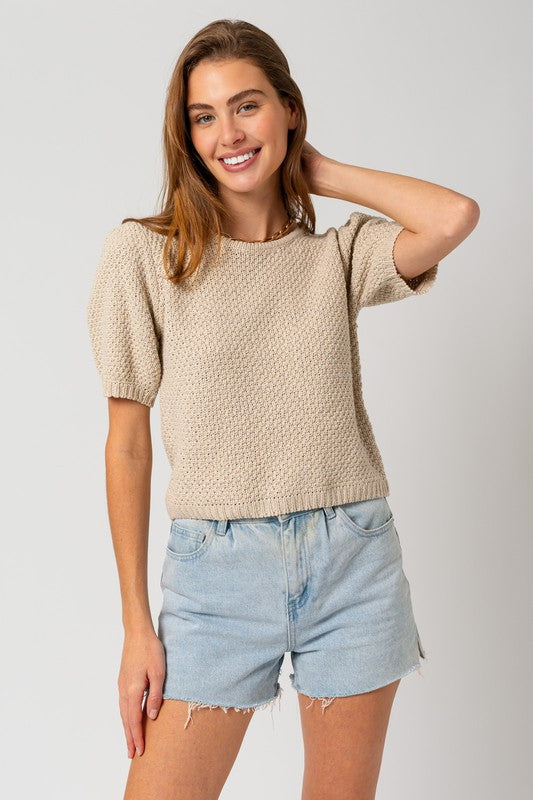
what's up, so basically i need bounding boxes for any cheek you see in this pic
[190,125,211,151]
[192,134,218,170]
[191,130,205,156]
[265,124,289,163]
[253,114,278,142]
[266,117,289,149]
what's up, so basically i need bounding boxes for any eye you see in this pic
[193,103,258,125]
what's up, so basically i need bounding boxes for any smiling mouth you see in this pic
[218,147,261,164]
[218,147,261,167]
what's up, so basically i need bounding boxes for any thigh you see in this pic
[124,698,255,800]
[298,679,401,800]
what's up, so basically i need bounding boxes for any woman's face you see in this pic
[186,58,298,199]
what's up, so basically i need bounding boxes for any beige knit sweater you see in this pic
[87,212,438,520]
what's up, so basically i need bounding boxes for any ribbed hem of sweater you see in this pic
[102,381,156,408]
[380,222,438,296]
[165,479,390,521]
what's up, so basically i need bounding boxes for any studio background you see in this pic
[2,1,530,797]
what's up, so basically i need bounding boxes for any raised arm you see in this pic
[300,141,480,280]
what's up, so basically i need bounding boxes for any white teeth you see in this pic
[222,149,258,165]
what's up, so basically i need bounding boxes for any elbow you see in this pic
[463,198,481,229]
[446,199,480,238]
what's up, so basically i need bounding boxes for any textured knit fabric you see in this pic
[87,211,438,519]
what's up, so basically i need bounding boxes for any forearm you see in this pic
[315,158,476,237]
[104,445,155,635]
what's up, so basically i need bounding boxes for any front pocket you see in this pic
[165,519,214,560]
[335,497,395,537]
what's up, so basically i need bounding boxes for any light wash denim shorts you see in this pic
[157,498,427,729]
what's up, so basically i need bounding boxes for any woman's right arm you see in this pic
[105,396,165,759]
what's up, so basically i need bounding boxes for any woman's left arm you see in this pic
[301,144,480,280]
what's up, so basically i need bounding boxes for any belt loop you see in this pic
[324,506,336,519]
[215,519,228,536]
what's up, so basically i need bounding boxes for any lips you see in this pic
[218,147,262,172]
[219,147,261,162]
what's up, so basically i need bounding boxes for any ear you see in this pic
[287,99,300,130]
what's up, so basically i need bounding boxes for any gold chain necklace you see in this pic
[221,217,295,243]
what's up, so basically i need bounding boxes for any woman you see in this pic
[87,18,479,800]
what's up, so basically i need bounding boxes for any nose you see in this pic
[220,135,245,151]
[219,119,245,147]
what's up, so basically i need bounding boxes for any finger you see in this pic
[129,688,146,756]
[119,694,136,759]
[146,672,165,720]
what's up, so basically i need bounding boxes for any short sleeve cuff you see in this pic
[388,224,439,299]
[102,380,158,408]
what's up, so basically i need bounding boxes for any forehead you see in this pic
[186,59,271,109]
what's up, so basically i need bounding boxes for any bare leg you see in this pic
[123,698,256,800]
[298,678,401,800]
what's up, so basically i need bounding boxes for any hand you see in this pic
[300,139,330,196]
[118,630,166,758]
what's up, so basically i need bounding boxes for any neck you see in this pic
[219,186,290,242]
[222,216,293,243]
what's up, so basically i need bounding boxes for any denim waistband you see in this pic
[213,507,336,534]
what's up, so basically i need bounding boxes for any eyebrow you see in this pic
[187,88,267,113]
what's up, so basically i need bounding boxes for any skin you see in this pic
[123,682,400,800]
[112,56,480,798]
[186,57,300,241]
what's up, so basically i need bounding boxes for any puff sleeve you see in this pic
[86,221,162,407]
[337,211,439,311]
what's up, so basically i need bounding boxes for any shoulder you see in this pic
[299,211,377,253]
[98,220,161,282]
[103,220,174,274]
[333,211,402,266]
[294,212,375,274]
[335,211,394,248]
[102,219,151,252]
[92,221,164,319]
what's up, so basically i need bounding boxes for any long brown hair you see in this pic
[122,18,316,285]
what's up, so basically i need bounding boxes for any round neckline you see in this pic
[213,222,306,253]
